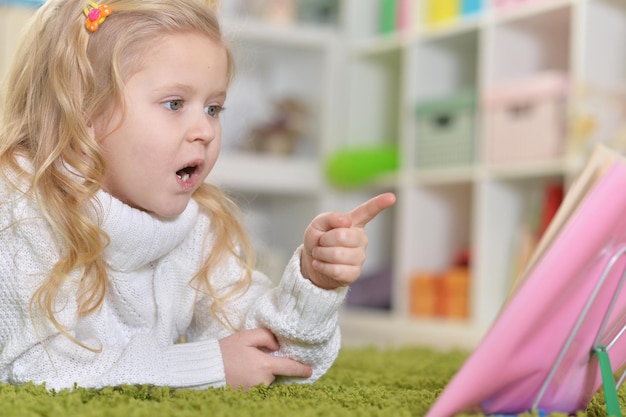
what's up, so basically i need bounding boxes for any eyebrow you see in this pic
[154,83,227,99]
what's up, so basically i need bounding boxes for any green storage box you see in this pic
[415,91,477,169]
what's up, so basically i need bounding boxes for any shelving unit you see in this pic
[2,0,626,351]
[338,0,626,350]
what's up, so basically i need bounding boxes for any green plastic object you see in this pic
[594,346,623,417]
[325,145,399,188]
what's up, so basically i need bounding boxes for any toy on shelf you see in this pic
[240,97,308,156]
[324,145,398,188]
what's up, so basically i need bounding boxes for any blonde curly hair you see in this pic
[0,0,253,348]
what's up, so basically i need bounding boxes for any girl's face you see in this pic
[94,32,228,219]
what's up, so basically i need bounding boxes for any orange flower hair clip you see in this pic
[84,2,112,33]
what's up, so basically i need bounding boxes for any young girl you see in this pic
[0,0,396,392]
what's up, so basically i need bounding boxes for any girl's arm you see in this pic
[188,194,396,386]
[187,247,346,384]
[6,328,226,391]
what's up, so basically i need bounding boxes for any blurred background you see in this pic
[2,0,626,350]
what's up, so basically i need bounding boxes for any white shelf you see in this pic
[339,308,487,351]
[208,153,322,194]
[221,17,337,49]
[411,166,478,186]
[351,33,404,57]
[483,155,586,180]
[416,15,483,41]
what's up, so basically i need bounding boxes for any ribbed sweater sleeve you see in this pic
[163,339,224,388]
[246,246,347,382]
[7,332,225,391]
[189,243,347,383]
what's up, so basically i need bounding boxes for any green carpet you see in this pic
[0,346,620,416]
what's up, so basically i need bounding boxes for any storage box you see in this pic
[410,273,442,317]
[415,90,476,169]
[409,268,470,319]
[483,72,568,164]
[440,267,470,319]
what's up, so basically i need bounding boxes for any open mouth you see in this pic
[176,165,198,183]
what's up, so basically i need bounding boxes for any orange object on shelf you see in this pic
[441,267,470,319]
[410,273,440,317]
[410,267,470,319]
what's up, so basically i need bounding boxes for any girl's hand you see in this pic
[219,328,312,391]
[301,193,396,290]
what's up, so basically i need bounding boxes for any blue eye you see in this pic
[205,105,223,118]
[164,100,183,111]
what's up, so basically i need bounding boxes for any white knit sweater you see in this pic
[0,178,346,391]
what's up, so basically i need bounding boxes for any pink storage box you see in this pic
[493,0,551,9]
[483,72,569,164]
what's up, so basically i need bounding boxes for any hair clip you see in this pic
[84,2,112,33]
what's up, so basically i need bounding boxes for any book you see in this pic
[507,182,564,298]
[511,145,618,295]
[380,0,398,34]
[396,0,412,33]
[426,144,626,416]
[539,183,564,238]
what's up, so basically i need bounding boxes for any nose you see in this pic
[187,111,217,144]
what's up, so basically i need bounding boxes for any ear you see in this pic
[88,105,121,143]
[87,111,108,143]
[85,121,98,143]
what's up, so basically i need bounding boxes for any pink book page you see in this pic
[426,153,626,416]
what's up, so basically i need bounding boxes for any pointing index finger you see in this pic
[348,193,396,228]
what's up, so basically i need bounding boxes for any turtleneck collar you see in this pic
[95,190,199,272]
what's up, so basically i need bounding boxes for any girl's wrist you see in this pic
[299,251,340,291]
